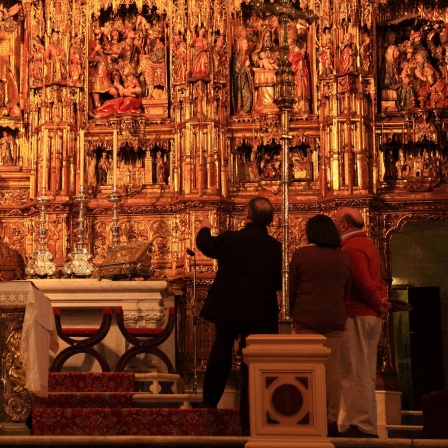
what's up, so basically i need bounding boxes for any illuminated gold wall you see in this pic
[1,0,448,385]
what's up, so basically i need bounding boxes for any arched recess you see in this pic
[385,215,448,409]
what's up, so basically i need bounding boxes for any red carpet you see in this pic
[33,372,240,437]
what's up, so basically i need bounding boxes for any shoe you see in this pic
[327,420,339,437]
[339,424,379,438]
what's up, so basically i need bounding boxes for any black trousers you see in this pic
[202,324,249,431]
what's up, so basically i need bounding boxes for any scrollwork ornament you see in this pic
[3,313,31,422]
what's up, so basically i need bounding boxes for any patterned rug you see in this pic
[33,372,241,437]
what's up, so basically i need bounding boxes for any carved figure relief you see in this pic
[379,19,448,113]
[0,3,22,117]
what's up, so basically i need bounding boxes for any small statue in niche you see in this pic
[360,35,373,76]
[153,150,167,183]
[0,3,21,117]
[69,35,83,86]
[30,35,46,87]
[45,31,68,83]
[231,37,254,115]
[97,151,111,185]
[189,26,210,81]
[211,34,227,83]
[87,153,97,189]
[0,130,17,165]
[288,23,310,115]
[173,33,187,84]
[339,32,358,74]
[249,147,260,181]
[320,36,334,77]
[384,149,398,181]
[237,152,249,182]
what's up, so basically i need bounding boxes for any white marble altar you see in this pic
[29,279,175,373]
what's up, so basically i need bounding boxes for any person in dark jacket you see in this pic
[196,196,282,435]
[289,214,352,437]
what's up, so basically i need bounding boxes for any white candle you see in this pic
[113,129,118,186]
[42,128,48,192]
[79,129,85,189]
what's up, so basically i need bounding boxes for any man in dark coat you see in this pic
[196,196,282,435]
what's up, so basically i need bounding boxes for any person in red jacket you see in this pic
[334,207,391,438]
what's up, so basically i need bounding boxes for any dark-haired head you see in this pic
[247,196,274,226]
[306,214,341,248]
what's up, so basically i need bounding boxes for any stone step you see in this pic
[386,424,423,439]
[400,410,423,426]
[32,408,241,436]
[132,392,203,409]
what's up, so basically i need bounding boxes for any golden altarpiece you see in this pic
[1,0,448,403]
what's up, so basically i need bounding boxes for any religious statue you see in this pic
[397,61,416,110]
[88,28,119,111]
[0,130,16,166]
[45,31,68,83]
[117,28,140,79]
[189,26,210,80]
[94,65,143,118]
[97,151,110,185]
[414,50,448,108]
[231,37,254,115]
[103,29,122,86]
[211,34,227,83]
[69,36,84,86]
[360,35,373,76]
[381,44,401,106]
[0,3,21,117]
[154,150,166,183]
[339,32,358,74]
[251,28,278,71]
[288,23,310,115]
[139,27,167,99]
[251,27,279,113]
[384,149,398,181]
[320,37,334,77]
[30,35,46,87]
[173,33,187,84]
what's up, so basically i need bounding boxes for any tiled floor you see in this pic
[1,435,448,448]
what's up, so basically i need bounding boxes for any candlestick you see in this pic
[79,129,85,189]
[42,128,48,192]
[113,129,118,186]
